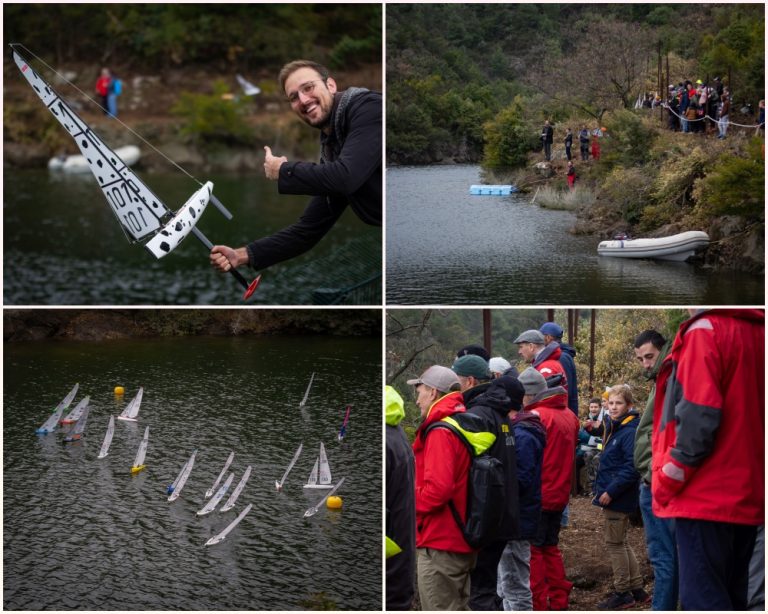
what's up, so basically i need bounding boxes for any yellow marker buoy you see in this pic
[114,386,125,395]
[327,495,343,509]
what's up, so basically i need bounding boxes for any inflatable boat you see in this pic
[48,145,141,173]
[597,231,710,262]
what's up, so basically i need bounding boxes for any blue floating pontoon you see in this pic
[469,184,518,196]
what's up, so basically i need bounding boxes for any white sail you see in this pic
[197,473,234,516]
[144,183,212,259]
[236,74,261,96]
[118,387,143,421]
[64,406,89,442]
[305,458,319,488]
[168,450,197,502]
[205,503,252,547]
[303,477,346,518]
[299,372,315,407]
[36,383,79,433]
[12,50,164,241]
[61,396,89,424]
[275,443,303,490]
[221,466,252,512]
[304,442,332,489]
[97,416,115,458]
[133,426,149,468]
[206,451,234,498]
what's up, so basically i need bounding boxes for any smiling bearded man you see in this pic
[210,59,382,277]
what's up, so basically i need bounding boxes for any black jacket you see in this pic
[463,383,520,540]
[386,422,415,610]
[246,89,382,269]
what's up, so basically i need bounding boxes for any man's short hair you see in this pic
[278,60,330,91]
[633,329,666,351]
[589,397,602,406]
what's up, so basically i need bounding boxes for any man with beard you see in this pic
[210,60,381,275]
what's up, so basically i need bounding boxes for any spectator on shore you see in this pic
[541,120,554,161]
[564,128,573,161]
[95,67,111,115]
[652,309,764,610]
[566,161,576,190]
[632,329,678,611]
[409,365,475,611]
[519,367,579,610]
[578,125,590,161]
[594,385,649,610]
[718,92,730,139]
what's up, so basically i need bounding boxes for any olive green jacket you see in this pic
[633,340,672,483]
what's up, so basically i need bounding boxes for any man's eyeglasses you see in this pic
[287,79,326,105]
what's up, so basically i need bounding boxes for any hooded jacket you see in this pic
[247,89,382,270]
[463,382,520,540]
[511,411,546,539]
[385,387,415,610]
[413,391,474,553]
[651,309,764,525]
[525,386,579,511]
[532,343,568,392]
[593,409,641,514]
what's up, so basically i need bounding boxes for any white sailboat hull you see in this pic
[597,231,710,261]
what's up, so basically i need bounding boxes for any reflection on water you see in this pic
[386,165,763,305]
[4,170,381,305]
[4,334,382,610]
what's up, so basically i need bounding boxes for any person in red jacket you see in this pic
[519,367,579,610]
[94,67,111,114]
[651,308,764,610]
[514,329,567,389]
[408,365,475,610]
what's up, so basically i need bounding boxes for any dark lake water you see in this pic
[4,334,382,610]
[386,165,763,305]
[3,170,381,305]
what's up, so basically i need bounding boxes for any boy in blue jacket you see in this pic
[593,385,650,610]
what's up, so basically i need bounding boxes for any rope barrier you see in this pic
[11,43,203,186]
[661,102,764,129]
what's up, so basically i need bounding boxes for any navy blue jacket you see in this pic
[511,411,546,540]
[592,410,641,514]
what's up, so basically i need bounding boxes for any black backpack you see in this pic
[423,413,506,549]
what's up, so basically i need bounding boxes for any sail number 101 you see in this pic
[104,182,152,234]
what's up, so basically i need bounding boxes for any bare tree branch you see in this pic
[387,343,435,384]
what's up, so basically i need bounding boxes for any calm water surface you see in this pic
[4,170,381,305]
[386,165,763,305]
[4,335,382,610]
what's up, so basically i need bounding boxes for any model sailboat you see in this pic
[304,442,333,489]
[63,406,89,443]
[205,503,252,547]
[303,477,346,518]
[275,443,303,490]
[197,473,234,516]
[60,396,90,425]
[168,450,197,502]
[117,387,143,422]
[221,466,251,512]
[206,451,235,498]
[11,46,260,299]
[131,426,149,474]
[36,383,79,434]
[337,405,351,442]
[97,416,115,458]
[298,372,315,407]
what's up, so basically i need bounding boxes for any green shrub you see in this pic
[692,138,765,221]
[482,97,537,169]
[601,166,656,224]
[536,185,596,210]
[600,109,656,167]
[171,80,254,145]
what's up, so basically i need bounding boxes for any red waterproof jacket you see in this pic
[413,391,474,553]
[651,309,764,524]
[525,387,579,511]
[533,345,567,388]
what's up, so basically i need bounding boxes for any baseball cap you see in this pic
[406,365,459,393]
[455,344,490,362]
[539,322,564,338]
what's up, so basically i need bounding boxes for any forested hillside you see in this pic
[387,3,763,165]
